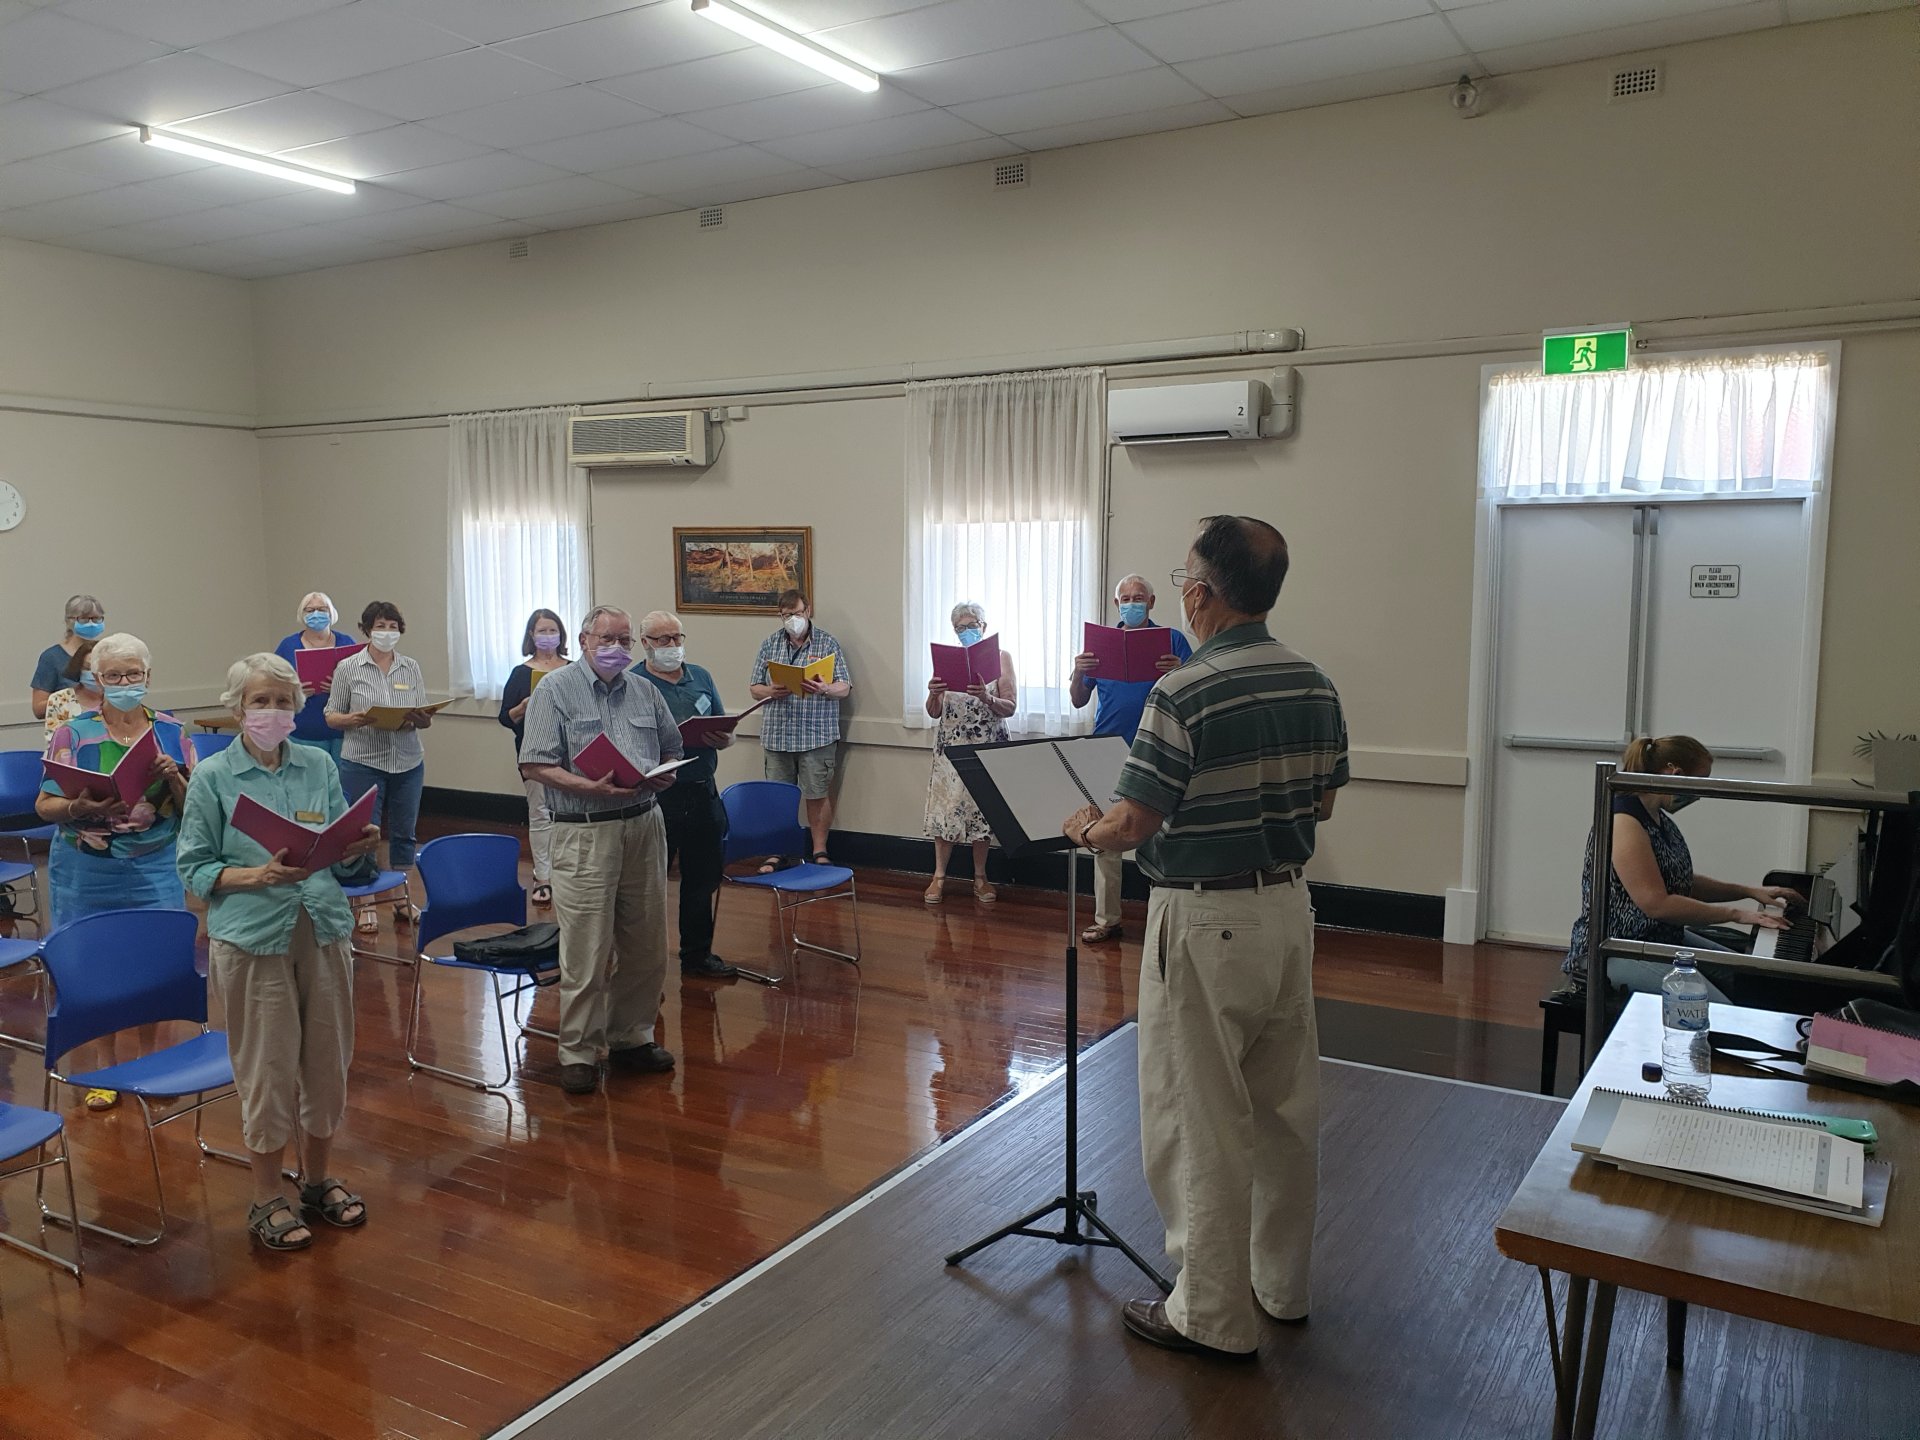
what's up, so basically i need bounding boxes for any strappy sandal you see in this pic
[248,1197,312,1252]
[924,878,946,904]
[1081,922,1123,944]
[355,907,379,936]
[299,1177,367,1230]
[973,879,997,904]
[392,902,420,927]
[810,851,832,866]
[756,856,797,876]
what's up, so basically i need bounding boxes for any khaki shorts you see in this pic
[764,743,838,800]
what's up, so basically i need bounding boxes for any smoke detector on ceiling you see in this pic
[1609,63,1663,103]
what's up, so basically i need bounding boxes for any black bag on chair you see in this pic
[453,922,560,973]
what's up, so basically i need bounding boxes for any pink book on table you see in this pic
[1808,1010,1920,1086]
[1083,623,1173,684]
[42,725,160,808]
[931,633,1001,691]
[230,786,377,870]
[294,643,366,690]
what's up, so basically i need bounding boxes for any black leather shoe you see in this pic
[558,1062,598,1095]
[681,955,738,980]
[609,1041,675,1074]
[1121,1300,1256,1359]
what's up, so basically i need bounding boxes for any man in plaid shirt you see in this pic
[748,589,853,863]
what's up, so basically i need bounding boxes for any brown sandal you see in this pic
[1080,922,1123,943]
[924,878,945,904]
[973,879,997,904]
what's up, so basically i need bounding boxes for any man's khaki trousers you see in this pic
[550,807,669,1067]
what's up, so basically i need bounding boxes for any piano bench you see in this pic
[1539,985,1589,1097]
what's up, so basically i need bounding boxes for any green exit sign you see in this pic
[1542,326,1631,375]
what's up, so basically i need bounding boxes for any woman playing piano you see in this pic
[1564,734,1802,1000]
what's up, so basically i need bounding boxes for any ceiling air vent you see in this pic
[698,206,725,230]
[506,238,530,260]
[992,159,1028,190]
[1609,63,1662,103]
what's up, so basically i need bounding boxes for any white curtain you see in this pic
[447,406,591,702]
[902,367,1105,735]
[1482,349,1834,500]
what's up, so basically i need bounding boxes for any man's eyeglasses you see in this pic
[588,633,635,648]
[645,633,686,646]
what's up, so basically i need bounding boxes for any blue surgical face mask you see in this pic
[79,669,95,689]
[73,620,104,640]
[304,610,332,631]
[105,683,147,711]
[1117,601,1148,626]
[956,627,983,647]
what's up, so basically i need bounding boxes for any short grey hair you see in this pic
[580,605,630,636]
[299,591,337,622]
[950,600,988,630]
[222,652,300,711]
[63,593,103,631]
[91,632,150,676]
[1113,573,1154,601]
[639,609,682,637]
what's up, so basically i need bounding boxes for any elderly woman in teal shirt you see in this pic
[176,652,381,1254]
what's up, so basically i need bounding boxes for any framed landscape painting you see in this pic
[673,526,813,615]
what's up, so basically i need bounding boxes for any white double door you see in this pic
[1486,498,1816,946]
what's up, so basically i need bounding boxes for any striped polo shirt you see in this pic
[1114,622,1348,883]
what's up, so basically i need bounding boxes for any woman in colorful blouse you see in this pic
[40,639,102,737]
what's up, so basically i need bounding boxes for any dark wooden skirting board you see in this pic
[507,1036,1919,1440]
[420,789,1446,938]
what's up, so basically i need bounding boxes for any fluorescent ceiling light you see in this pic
[691,0,880,93]
[139,126,356,195]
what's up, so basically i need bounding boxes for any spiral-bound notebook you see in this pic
[1572,1087,1892,1227]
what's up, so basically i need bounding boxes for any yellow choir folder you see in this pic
[766,653,836,697]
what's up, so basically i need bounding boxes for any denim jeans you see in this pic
[336,759,423,870]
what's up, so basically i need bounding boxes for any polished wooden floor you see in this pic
[0,848,1562,1440]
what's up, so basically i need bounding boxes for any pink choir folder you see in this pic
[679,696,770,749]
[231,787,377,870]
[294,643,366,690]
[1082,623,1174,684]
[572,733,692,788]
[931,634,1001,691]
[42,726,161,808]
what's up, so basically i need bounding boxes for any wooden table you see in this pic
[1496,994,1920,1439]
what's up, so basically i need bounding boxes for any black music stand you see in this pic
[941,735,1172,1294]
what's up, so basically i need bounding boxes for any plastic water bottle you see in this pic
[1661,951,1713,1102]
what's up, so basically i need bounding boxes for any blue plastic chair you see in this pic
[0,749,54,937]
[0,1100,82,1280]
[719,781,862,986]
[39,909,239,1247]
[408,833,554,1091]
[343,867,416,967]
[0,934,47,1055]
[189,731,234,761]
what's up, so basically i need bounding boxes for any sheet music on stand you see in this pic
[947,734,1134,855]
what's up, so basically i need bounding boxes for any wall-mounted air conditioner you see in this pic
[569,410,713,467]
[1108,379,1271,445]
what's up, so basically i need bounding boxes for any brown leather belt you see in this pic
[1151,867,1301,892]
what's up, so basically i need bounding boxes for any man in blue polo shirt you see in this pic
[1069,573,1191,943]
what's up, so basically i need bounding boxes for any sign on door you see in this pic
[1690,564,1741,599]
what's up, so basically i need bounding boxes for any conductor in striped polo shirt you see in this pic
[1063,515,1349,1359]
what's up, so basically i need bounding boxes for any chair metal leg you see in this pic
[735,881,862,985]
[406,956,517,1091]
[350,878,417,967]
[0,1134,83,1280]
[0,961,47,1055]
[45,1094,171,1247]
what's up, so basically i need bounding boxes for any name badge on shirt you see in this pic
[393,682,413,692]
[295,810,325,824]
[695,694,712,715]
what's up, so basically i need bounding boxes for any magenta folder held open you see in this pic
[231,786,378,870]
[572,733,693,788]
[1082,623,1173,684]
[42,726,161,808]
[931,634,1001,690]
[293,642,367,690]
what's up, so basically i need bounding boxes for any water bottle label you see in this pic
[1664,995,1709,1032]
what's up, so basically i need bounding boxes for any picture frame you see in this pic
[673,526,814,615]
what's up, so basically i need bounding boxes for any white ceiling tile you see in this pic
[0,157,112,207]
[0,205,97,239]
[118,166,312,207]
[40,54,296,126]
[59,226,177,257]
[591,48,833,115]
[819,133,1020,181]
[946,67,1211,135]
[0,97,125,161]
[1448,0,1759,52]
[1004,96,1234,151]
[680,82,927,142]
[276,122,491,176]
[654,167,842,206]
[3,183,213,232]
[175,92,409,151]
[1211,57,1464,116]
[737,0,948,26]
[1470,3,1782,71]
[0,0,35,24]
[519,194,677,229]
[216,182,421,227]
[39,130,207,179]
[1174,15,1469,97]
[198,4,476,88]
[315,45,572,121]
[210,222,373,257]
[1078,0,1218,22]
[403,216,544,246]
[59,0,355,50]
[381,151,575,198]
[816,0,1106,71]
[144,242,292,276]
[373,0,655,45]
[759,106,991,166]
[518,116,734,171]
[594,142,801,195]
[495,5,748,83]
[456,173,643,218]
[323,198,501,239]
[890,27,1159,108]
[1121,0,1431,65]
[421,84,658,146]
[0,9,166,93]
[71,206,288,248]
[298,239,429,267]
[1784,0,1910,19]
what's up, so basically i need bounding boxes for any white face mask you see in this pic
[369,628,401,652]
[783,614,809,639]
[651,644,685,669]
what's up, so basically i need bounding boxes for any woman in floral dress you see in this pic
[923,601,1017,904]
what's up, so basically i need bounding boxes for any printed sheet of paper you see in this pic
[1599,1095,1865,1208]
[970,736,1134,847]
